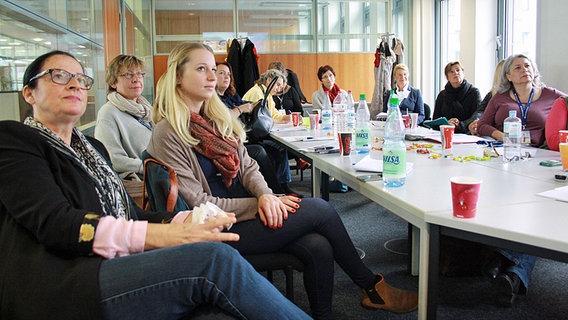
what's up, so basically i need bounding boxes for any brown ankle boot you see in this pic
[359,274,418,313]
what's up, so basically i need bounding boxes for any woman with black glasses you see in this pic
[0,50,311,320]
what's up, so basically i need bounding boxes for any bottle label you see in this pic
[383,148,406,176]
[355,129,370,147]
[504,122,521,138]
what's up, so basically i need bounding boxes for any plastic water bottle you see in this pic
[333,92,349,133]
[321,92,333,132]
[383,96,407,187]
[503,109,522,162]
[355,94,371,153]
[346,90,356,133]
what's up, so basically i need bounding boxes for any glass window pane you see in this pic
[318,0,387,53]
[124,1,154,105]
[154,0,235,54]
[12,0,102,42]
[439,0,461,90]
[237,0,313,53]
[506,0,536,59]
[0,1,104,129]
[154,0,392,54]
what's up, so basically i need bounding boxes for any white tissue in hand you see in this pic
[191,202,232,230]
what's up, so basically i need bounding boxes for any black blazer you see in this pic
[0,121,174,319]
[433,80,482,133]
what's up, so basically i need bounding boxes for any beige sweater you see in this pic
[147,120,272,222]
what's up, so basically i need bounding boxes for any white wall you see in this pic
[537,1,568,93]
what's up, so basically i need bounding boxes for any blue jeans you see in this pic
[497,248,537,293]
[227,198,376,319]
[99,242,311,320]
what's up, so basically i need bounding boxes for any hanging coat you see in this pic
[227,40,243,96]
[240,39,260,96]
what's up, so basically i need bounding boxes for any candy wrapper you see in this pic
[191,202,233,230]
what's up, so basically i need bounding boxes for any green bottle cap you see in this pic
[360,93,366,100]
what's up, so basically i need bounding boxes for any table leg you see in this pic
[425,224,439,320]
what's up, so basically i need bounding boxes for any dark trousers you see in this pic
[227,198,376,319]
[245,144,285,194]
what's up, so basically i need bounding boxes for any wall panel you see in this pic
[102,0,121,65]
[154,52,375,107]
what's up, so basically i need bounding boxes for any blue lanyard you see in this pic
[512,87,534,129]
[130,114,153,130]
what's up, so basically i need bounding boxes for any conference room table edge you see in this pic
[269,126,568,320]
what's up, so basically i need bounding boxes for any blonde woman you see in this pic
[147,42,418,319]
[383,64,425,124]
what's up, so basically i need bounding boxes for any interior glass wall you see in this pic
[154,0,390,54]
[0,0,104,130]
[123,0,154,103]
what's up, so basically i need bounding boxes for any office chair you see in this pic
[423,103,432,121]
[141,152,304,301]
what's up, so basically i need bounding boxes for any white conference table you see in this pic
[269,124,568,319]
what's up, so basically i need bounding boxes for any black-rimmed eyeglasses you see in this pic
[27,68,94,90]
[118,71,146,79]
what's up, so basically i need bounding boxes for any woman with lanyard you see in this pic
[95,55,153,179]
[477,54,566,147]
[476,54,566,307]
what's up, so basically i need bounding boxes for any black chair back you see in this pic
[424,103,432,121]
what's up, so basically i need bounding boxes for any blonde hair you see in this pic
[153,42,245,146]
[490,60,505,96]
[393,63,409,76]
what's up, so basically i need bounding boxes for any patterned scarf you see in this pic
[324,83,342,103]
[24,117,131,219]
[190,112,240,188]
[107,91,153,128]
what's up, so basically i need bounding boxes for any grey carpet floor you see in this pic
[266,170,568,319]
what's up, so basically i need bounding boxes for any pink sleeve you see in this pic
[171,210,192,224]
[93,216,148,259]
[545,98,568,151]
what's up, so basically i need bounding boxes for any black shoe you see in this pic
[482,252,509,279]
[492,272,521,307]
[281,183,304,198]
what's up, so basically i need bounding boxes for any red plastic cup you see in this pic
[312,110,320,124]
[450,176,482,218]
[402,114,411,128]
[309,114,319,130]
[338,132,352,156]
[440,125,455,151]
[292,112,301,126]
[559,130,568,144]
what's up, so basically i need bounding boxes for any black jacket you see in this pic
[0,121,174,319]
[273,85,303,114]
[433,80,482,133]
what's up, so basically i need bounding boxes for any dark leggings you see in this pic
[227,197,375,319]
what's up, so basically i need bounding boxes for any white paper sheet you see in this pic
[537,185,568,202]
